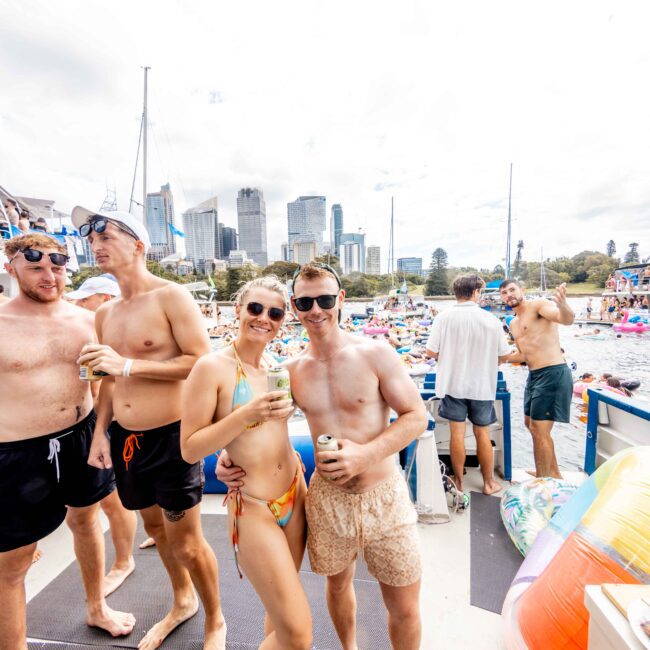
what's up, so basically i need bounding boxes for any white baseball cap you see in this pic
[66,275,121,300]
[71,206,151,252]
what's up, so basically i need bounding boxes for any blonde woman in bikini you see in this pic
[181,277,311,650]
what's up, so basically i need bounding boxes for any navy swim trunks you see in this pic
[524,363,573,422]
[0,411,115,552]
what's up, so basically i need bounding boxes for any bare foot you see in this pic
[104,557,136,597]
[87,604,136,637]
[450,475,464,493]
[138,537,156,549]
[32,548,43,564]
[525,469,538,478]
[138,596,199,650]
[483,479,503,496]
[204,616,227,649]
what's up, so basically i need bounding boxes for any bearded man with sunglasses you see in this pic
[219,262,427,650]
[0,233,136,650]
[72,208,226,650]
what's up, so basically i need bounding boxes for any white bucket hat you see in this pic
[66,274,121,300]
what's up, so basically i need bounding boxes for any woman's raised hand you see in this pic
[242,391,294,425]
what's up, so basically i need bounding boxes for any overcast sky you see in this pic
[1,0,649,268]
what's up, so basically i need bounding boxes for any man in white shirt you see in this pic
[426,275,513,496]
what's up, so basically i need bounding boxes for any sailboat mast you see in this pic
[142,66,150,222]
[389,197,395,286]
[505,163,513,278]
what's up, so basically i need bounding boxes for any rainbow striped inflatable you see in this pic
[502,446,650,649]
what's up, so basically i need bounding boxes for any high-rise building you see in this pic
[366,245,381,275]
[183,196,221,273]
[340,232,366,273]
[146,183,176,261]
[330,204,343,257]
[292,241,318,265]
[237,188,267,267]
[397,257,423,276]
[287,196,326,260]
[228,250,250,268]
[221,226,238,259]
[341,241,362,275]
[280,242,290,262]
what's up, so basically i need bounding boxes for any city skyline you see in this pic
[2,2,649,267]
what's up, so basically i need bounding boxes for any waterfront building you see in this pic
[397,257,423,276]
[366,245,381,275]
[340,232,366,273]
[221,226,238,259]
[237,188,267,267]
[287,196,326,260]
[183,196,222,273]
[228,250,250,268]
[341,241,362,275]
[146,183,176,262]
[292,240,318,265]
[330,204,343,256]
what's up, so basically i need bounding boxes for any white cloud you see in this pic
[1,0,648,267]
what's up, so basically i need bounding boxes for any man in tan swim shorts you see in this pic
[219,263,427,649]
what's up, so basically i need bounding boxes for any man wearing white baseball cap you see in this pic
[67,275,121,312]
[73,206,226,648]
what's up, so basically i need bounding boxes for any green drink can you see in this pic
[267,367,292,400]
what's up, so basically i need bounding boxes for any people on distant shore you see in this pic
[500,279,575,479]
[425,274,513,497]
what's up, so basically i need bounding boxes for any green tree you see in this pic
[606,240,616,257]
[262,261,299,281]
[425,248,449,295]
[313,254,343,276]
[70,266,103,289]
[624,243,640,264]
[513,240,524,276]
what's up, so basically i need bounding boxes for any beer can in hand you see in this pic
[79,363,107,382]
[267,367,292,400]
[317,434,339,463]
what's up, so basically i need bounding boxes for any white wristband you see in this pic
[122,359,134,377]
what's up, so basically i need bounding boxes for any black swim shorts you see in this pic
[110,420,204,512]
[438,395,497,427]
[524,363,573,423]
[0,411,115,553]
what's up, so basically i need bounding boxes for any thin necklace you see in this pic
[313,340,349,362]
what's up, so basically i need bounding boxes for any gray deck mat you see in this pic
[27,514,388,649]
[469,491,523,614]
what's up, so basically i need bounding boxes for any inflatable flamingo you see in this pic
[613,310,650,333]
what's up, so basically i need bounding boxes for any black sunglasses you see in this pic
[80,217,137,240]
[293,294,338,312]
[11,248,69,267]
[246,301,286,322]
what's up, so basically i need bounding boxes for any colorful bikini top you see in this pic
[231,343,273,429]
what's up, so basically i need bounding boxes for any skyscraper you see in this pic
[221,226,238,260]
[292,241,318,265]
[183,196,221,273]
[366,245,381,275]
[340,232,366,273]
[237,188,267,267]
[146,183,176,261]
[341,241,362,274]
[330,204,343,257]
[287,196,326,260]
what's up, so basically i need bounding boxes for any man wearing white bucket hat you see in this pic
[72,207,226,649]
[67,274,121,312]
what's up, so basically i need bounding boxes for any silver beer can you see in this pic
[267,366,292,400]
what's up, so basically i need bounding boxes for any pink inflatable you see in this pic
[362,325,389,335]
[613,310,650,333]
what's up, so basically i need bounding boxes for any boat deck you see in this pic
[26,469,503,649]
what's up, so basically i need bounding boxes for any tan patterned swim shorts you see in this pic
[305,468,422,587]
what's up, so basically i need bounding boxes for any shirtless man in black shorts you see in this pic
[74,207,226,649]
[0,233,135,650]
[499,280,575,478]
